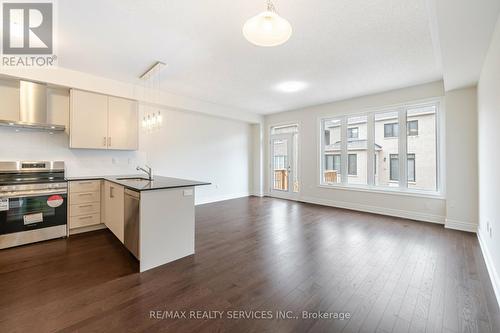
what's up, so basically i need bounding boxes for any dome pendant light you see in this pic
[243,0,292,47]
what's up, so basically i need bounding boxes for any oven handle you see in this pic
[0,189,67,199]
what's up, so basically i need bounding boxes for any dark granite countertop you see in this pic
[65,174,210,192]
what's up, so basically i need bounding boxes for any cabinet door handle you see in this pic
[79,204,93,208]
[103,137,106,147]
[110,186,114,198]
[78,193,92,196]
[108,137,111,147]
[78,181,93,185]
[78,215,93,220]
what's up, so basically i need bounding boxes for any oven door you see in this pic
[0,191,67,235]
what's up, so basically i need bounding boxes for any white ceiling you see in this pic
[57,0,443,114]
[432,0,500,91]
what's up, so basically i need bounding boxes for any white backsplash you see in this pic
[0,127,146,176]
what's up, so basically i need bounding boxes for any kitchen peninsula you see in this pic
[66,175,210,272]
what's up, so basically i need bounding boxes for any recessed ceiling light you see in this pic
[275,81,308,93]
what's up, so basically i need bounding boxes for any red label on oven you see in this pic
[47,195,64,208]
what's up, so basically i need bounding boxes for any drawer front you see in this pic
[69,180,101,193]
[70,202,100,217]
[70,213,100,228]
[70,191,100,204]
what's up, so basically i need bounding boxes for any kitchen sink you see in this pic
[116,177,150,181]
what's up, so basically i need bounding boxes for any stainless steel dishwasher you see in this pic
[124,189,140,259]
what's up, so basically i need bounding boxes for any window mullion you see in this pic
[398,108,408,188]
[341,116,348,184]
[367,113,375,186]
[320,119,326,184]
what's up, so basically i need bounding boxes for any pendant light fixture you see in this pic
[243,0,292,47]
[140,61,165,132]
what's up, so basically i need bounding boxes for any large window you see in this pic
[322,118,342,184]
[320,101,439,193]
[407,106,436,190]
[347,115,367,184]
[375,111,399,188]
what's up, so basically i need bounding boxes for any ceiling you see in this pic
[57,0,443,114]
[433,0,500,91]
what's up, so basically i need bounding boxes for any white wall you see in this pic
[264,81,447,223]
[477,15,500,305]
[0,79,255,205]
[139,104,253,204]
[444,87,478,232]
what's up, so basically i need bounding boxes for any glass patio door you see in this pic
[270,129,299,199]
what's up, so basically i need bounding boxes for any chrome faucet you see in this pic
[136,165,153,181]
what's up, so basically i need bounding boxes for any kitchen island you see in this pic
[66,175,210,272]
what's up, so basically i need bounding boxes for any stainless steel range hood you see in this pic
[0,81,65,131]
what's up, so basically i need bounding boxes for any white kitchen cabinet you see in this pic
[104,181,125,243]
[69,90,108,149]
[108,96,138,150]
[68,180,102,232]
[69,90,138,150]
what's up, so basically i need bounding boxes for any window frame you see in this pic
[318,99,441,197]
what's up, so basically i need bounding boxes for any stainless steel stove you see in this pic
[0,161,67,249]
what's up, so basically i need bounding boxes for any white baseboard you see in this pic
[445,218,478,233]
[298,195,445,224]
[195,192,250,205]
[477,231,500,309]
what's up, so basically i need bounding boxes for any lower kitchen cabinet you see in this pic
[104,181,125,242]
[68,180,102,232]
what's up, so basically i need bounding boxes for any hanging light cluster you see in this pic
[140,61,166,132]
[142,110,162,131]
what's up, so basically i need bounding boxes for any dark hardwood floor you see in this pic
[0,197,498,333]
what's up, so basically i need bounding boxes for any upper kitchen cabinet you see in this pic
[108,96,138,150]
[70,90,108,149]
[69,89,138,150]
